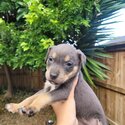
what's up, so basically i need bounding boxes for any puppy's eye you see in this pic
[48,57,54,63]
[66,62,73,67]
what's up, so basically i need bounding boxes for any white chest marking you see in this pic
[43,80,59,92]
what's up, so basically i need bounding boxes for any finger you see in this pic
[51,101,64,110]
[68,74,79,99]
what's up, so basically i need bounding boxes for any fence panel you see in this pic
[0,67,44,91]
[94,51,125,125]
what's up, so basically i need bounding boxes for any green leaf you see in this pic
[87,57,110,70]
[95,52,112,58]
[83,65,95,86]
[81,19,90,27]
[20,42,29,51]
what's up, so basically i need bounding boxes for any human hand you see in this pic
[52,76,79,125]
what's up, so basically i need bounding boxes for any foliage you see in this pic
[77,0,125,85]
[21,0,96,43]
[0,0,98,70]
[0,0,55,69]
[0,19,18,66]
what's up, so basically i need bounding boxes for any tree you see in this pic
[0,0,54,97]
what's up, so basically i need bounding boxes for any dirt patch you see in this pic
[0,90,55,125]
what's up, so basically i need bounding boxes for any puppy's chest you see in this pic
[43,81,59,92]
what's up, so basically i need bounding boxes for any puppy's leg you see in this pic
[20,93,52,116]
[5,89,45,114]
[20,84,71,116]
[5,80,56,114]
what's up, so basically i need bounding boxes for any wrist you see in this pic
[56,119,78,125]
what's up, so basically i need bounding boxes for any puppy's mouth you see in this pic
[49,80,60,85]
[48,77,67,85]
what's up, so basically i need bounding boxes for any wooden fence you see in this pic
[94,51,125,125]
[0,67,44,91]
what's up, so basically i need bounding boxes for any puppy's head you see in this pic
[45,44,86,85]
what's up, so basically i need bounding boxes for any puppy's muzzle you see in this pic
[50,72,59,80]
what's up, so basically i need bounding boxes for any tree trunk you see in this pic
[4,65,13,98]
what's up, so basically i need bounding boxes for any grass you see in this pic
[0,89,55,125]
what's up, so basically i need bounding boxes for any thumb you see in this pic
[68,74,79,99]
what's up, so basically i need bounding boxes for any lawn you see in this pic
[0,89,55,125]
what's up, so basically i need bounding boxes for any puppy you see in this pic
[5,44,107,125]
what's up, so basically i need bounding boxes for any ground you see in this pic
[0,89,55,125]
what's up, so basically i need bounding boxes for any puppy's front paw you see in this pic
[5,103,18,113]
[19,106,39,117]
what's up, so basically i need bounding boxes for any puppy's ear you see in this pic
[77,50,86,66]
[45,46,53,63]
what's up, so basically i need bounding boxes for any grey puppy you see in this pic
[6,44,107,125]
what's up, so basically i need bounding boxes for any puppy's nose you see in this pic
[50,72,58,79]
